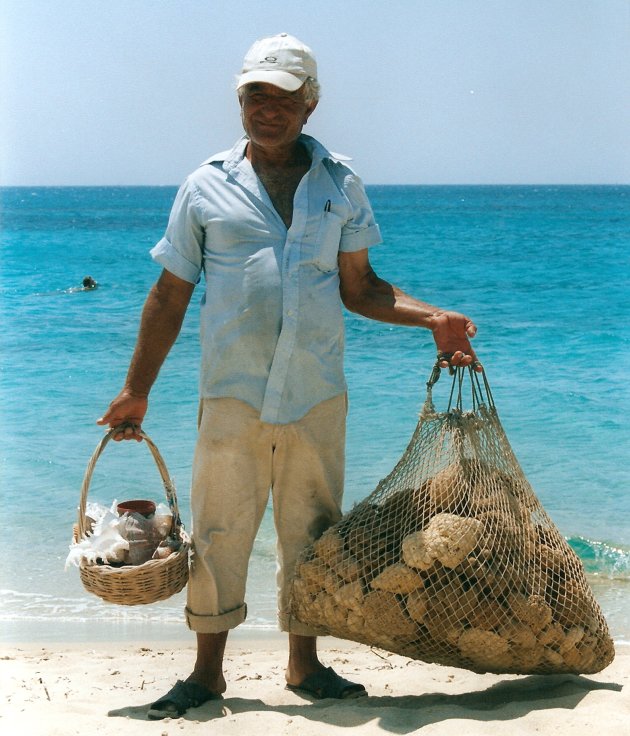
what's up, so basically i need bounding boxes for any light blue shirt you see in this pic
[151,134,382,423]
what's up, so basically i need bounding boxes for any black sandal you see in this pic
[147,679,222,720]
[286,667,367,700]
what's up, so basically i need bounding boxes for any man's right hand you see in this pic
[97,390,148,441]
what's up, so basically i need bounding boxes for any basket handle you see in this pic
[76,425,183,540]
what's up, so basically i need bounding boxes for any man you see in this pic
[98,33,481,718]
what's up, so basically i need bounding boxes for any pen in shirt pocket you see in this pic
[324,199,331,212]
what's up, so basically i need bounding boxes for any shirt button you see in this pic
[286,310,294,317]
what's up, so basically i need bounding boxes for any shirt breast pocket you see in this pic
[314,211,344,272]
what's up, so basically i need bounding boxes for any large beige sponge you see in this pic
[402,513,484,570]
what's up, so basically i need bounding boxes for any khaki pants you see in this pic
[185,394,346,636]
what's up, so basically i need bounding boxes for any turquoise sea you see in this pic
[1,185,629,644]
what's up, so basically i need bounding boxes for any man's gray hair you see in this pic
[301,77,320,104]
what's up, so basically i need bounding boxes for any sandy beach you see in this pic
[3,632,627,736]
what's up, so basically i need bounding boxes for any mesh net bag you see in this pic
[290,364,615,675]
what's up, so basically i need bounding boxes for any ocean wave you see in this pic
[567,536,630,579]
[0,588,185,622]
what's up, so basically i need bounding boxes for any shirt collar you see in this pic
[199,134,352,176]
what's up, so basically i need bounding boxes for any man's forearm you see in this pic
[339,253,479,368]
[123,274,194,397]
[343,268,441,329]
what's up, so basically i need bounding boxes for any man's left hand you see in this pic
[430,310,482,372]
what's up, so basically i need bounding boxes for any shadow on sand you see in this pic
[109,673,622,732]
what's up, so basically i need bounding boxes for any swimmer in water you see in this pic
[81,276,98,290]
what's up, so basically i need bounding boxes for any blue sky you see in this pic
[2,0,629,185]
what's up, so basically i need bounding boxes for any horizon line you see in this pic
[2,182,629,189]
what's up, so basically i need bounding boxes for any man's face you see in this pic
[239,82,317,152]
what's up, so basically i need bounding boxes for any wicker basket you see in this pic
[74,426,190,605]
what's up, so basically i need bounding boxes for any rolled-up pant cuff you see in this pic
[185,603,247,633]
[278,612,329,638]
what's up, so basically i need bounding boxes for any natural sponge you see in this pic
[402,513,483,569]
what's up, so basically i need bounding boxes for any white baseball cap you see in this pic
[236,33,317,92]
